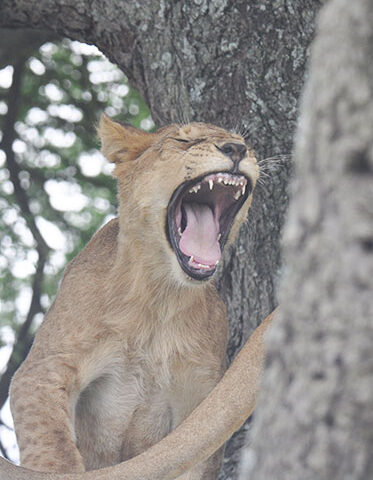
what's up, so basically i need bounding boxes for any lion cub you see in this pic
[10,117,259,478]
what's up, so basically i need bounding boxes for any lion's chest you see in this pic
[74,350,172,467]
[74,304,223,471]
[74,344,215,470]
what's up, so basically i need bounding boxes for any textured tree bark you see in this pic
[0,1,322,478]
[240,0,373,478]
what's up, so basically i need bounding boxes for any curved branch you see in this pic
[0,310,275,480]
[0,1,138,88]
[0,28,57,68]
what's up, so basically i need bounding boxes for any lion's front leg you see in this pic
[10,356,85,473]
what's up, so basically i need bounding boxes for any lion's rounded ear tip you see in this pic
[100,113,111,125]
[98,114,116,138]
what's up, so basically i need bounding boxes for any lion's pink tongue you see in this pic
[179,203,221,266]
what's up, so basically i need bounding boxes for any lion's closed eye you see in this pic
[171,137,206,148]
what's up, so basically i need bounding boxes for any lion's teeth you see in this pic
[217,233,221,241]
[242,185,246,195]
[178,227,182,236]
[188,255,214,270]
[234,190,241,200]
[189,184,201,194]
[197,263,211,270]
[209,179,214,190]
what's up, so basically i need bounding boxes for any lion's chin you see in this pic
[166,171,250,281]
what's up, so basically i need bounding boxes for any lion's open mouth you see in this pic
[166,172,250,281]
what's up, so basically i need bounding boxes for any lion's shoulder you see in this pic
[63,218,119,280]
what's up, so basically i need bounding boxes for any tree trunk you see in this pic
[0,1,322,478]
[240,0,373,478]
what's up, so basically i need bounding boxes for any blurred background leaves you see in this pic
[0,34,153,460]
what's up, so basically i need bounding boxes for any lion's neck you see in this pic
[103,226,209,339]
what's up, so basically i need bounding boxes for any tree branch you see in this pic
[0,255,46,410]
[0,59,49,410]
[0,28,57,68]
[1,61,49,256]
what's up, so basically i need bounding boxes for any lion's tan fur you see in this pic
[10,117,259,478]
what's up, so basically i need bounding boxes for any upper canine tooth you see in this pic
[209,179,214,190]
[242,185,246,195]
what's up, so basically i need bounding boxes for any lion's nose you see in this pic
[218,143,247,167]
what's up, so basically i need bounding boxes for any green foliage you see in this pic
[0,39,153,334]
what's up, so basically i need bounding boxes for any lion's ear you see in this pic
[98,114,155,164]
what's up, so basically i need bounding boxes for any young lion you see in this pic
[10,117,259,478]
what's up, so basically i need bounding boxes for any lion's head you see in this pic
[98,116,258,285]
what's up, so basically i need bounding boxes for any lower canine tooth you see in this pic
[178,227,182,236]
[234,191,241,200]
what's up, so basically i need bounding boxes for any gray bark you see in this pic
[0,1,322,478]
[240,0,373,478]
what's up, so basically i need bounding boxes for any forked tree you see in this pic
[3,1,371,480]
